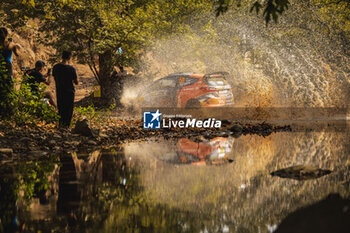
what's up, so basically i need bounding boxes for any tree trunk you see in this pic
[98,51,123,107]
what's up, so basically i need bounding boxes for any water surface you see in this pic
[1,128,349,233]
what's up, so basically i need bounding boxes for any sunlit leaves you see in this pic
[21,0,35,7]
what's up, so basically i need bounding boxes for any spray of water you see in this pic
[121,9,349,110]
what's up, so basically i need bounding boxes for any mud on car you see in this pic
[139,72,234,108]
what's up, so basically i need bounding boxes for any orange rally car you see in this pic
[139,72,234,108]
[176,137,233,165]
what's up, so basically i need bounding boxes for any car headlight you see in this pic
[197,93,219,101]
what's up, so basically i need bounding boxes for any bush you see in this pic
[11,80,59,125]
[0,59,59,125]
[74,104,97,121]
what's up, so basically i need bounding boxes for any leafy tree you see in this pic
[1,0,211,105]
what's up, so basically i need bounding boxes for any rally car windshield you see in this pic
[204,76,228,87]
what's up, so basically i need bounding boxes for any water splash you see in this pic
[135,13,349,108]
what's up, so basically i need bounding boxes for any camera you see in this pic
[20,66,30,71]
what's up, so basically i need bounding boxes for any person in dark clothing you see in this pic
[24,60,56,107]
[25,60,48,92]
[53,51,78,128]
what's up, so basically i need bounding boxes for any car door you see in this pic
[176,77,199,107]
[144,77,178,107]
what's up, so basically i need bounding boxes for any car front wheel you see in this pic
[185,99,201,108]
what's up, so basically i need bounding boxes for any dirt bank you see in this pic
[0,119,292,163]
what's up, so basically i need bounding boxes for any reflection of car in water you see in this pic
[139,72,234,108]
[162,137,234,166]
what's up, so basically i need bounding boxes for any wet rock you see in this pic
[64,141,80,147]
[0,148,13,154]
[20,137,32,143]
[0,154,9,160]
[229,124,243,138]
[41,146,50,151]
[271,165,332,180]
[99,133,108,138]
[229,124,243,132]
[28,146,41,151]
[48,140,56,145]
[28,150,48,157]
[221,119,231,126]
[275,194,350,233]
[73,119,96,137]
[53,134,62,140]
[86,140,97,145]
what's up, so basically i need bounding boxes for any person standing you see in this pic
[0,27,21,81]
[53,51,78,128]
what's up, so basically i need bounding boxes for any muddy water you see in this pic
[0,128,349,233]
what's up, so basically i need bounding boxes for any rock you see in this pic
[48,140,56,145]
[53,134,62,140]
[229,124,243,132]
[28,150,48,156]
[0,148,13,154]
[41,146,50,151]
[221,119,231,126]
[73,119,95,137]
[271,165,332,180]
[19,137,32,143]
[229,124,243,138]
[99,133,108,138]
[275,194,350,233]
[28,146,41,151]
[0,154,9,160]
[86,140,97,145]
[64,141,80,147]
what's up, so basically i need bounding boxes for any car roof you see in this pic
[164,73,204,79]
[160,72,228,81]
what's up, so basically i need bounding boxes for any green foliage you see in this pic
[11,78,59,125]
[0,49,14,117]
[74,104,97,121]
[17,159,58,202]
[0,158,58,231]
[0,51,58,124]
[74,103,116,125]
[26,0,210,81]
[1,0,212,101]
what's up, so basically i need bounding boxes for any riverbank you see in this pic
[0,118,292,163]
